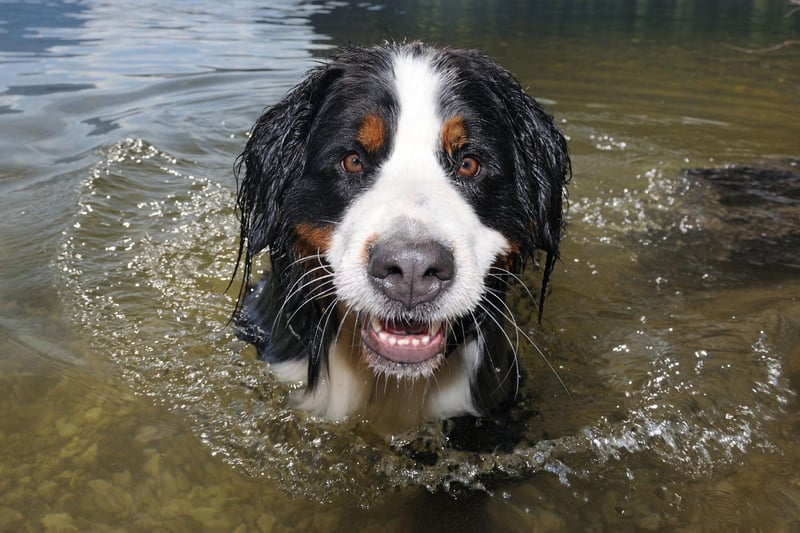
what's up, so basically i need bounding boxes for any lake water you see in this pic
[1,1,799,531]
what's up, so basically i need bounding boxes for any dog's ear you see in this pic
[474,56,570,320]
[508,88,570,321]
[504,85,571,262]
[236,66,329,263]
[233,64,342,314]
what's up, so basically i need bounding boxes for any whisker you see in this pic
[329,304,353,365]
[270,261,333,327]
[487,265,537,305]
[269,256,335,328]
[284,252,327,270]
[423,316,455,396]
[283,285,338,328]
[279,272,333,308]
[312,293,342,371]
[481,292,570,397]
[481,290,522,353]
[474,302,521,397]
[524,329,570,398]
[467,308,505,392]
[347,308,362,355]
[334,303,359,357]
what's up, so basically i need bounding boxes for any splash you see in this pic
[58,140,793,504]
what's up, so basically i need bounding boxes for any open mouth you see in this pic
[360,316,446,368]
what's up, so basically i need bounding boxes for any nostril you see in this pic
[368,250,403,279]
[422,245,455,281]
[387,265,403,277]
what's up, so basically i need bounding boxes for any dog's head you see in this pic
[235,43,570,393]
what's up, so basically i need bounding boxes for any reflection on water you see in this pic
[1,0,800,530]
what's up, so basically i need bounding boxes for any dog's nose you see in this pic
[368,239,454,308]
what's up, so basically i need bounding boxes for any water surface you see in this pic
[1,1,799,531]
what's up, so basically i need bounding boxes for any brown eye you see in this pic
[341,153,364,173]
[457,156,480,178]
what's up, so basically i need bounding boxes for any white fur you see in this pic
[288,313,370,420]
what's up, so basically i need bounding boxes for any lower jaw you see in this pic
[360,343,445,380]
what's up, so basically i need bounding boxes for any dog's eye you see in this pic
[457,156,480,178]
[341,153,364,173]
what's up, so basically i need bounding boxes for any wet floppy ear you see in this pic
[235,67,328,263]
[232,66,340,316]
[503,82,571,321]
[510,92,571,260]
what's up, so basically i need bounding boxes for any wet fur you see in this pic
[234,42,570,427]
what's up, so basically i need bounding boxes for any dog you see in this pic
[234,42,570,429]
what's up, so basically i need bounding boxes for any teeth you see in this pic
[367,317,444,349]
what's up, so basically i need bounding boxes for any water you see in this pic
[1,0,799,530]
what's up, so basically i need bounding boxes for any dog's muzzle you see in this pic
[359,237,454,370]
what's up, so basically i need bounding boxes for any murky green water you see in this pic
[1,1,799,531]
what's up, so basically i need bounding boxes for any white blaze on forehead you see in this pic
[389,51,444,164]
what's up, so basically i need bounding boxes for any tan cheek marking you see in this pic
[294,223,333,259]
[360,233,379,266]
[494,242,522,272]
[357,114,385,153]
[442,116,468,156]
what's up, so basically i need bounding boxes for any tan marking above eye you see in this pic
[458,156,480,178]
[441,116,468,156]
[341,153,364,173]
[357,113,385,153]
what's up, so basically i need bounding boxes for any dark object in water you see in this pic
[683,160,800,276]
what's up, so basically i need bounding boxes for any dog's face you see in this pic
[236,43,569,421]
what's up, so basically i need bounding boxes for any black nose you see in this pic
[368,239,455,309]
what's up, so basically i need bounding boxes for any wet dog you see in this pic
[234,42,570,428]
